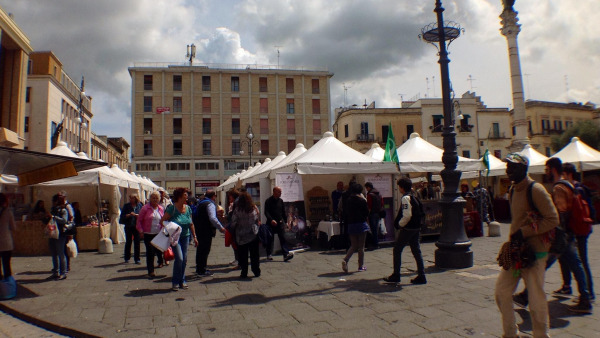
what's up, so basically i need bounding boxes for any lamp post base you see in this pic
[435,245,473,269]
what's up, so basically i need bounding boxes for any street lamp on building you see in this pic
[419,0,473,269]
[239,125,261,167]
[77,77,87,153]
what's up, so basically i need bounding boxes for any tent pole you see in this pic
[97,176,102,239]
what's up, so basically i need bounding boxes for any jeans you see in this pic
[49,237,67,276]
[547,234,590,300]
[343,232,367,269]
[143,233,163,274]
[368,213,381,248]
[558,234,594,298]
[238,237,260,277]
[266,225,289,258]
[392,228,424,277]
[172,235,190,287]
[195,235,213,273]
[124,225,140,262]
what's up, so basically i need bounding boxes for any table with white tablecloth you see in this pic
[317,221,340,241]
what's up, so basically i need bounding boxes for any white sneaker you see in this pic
[342,260,348,273]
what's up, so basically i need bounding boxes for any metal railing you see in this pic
[356,134,375,142]
[131,62,329,72]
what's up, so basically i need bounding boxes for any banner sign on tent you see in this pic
[276,173,303,202]
[363,174,393,198]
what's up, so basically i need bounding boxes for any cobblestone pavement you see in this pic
[0,223,598,337]
[0,310,65,337]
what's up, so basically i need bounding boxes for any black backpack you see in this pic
[407,193,425,230]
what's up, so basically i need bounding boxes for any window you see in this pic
[286,99,294,114]
[173,75,182,91]
[344,124,349,138]
[313,120,321,135]
[360,122,369,135]
[528,120,533,133]
[27,60,32,74]
[173,118,182,134]
[144,140,153,156]
[231,97,240,114]
[144,75,152,91]
[565,120,573,129]
[173,140,182,155]
[288,140,296,153]
[202,76,211,91]
[494,150,502,159]
[459,115,472,132]
[382,125,389,142]
[260,119,269,134]
[232,119,240,134]
[195,162,219,170]
[492,123,500,138]
[24,116,29,132]
[144,118,152,134]
[462,150,471,158]
[232,140,241,155]
[51,122,57,148]
[287,119,295,134]
[202,140,211,155]
[541,119,550,132]
[231,76,239,92]
[144,96,152,112]
[136,163,161,171]
[406,124,414,136]
[202,97,211,113]
[173,97,182,113]
[312,79,319,94]
[260,98,268,114]
[261,140,269,155]
[202,118,211,134]
[259,77,267,92]
[26,87,31,102]
[166,163,190,171]
[432,115,443,132]
[312,99,320,114]
[286,78,294,93]
[554,120,562,131]
[545,147,551,156]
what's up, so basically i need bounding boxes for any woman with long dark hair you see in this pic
[231,191,260,279]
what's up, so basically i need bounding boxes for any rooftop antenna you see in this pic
[342,83,353,107]
[467,74,476,91]
[426,77,430,98]
[398,93,405,106]
[363,99,368,109]
[186,44,196,65]
[274,46,283,69]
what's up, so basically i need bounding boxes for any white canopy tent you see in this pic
[267,144,308,179]
[517,144,548,174]
[364,143,385,161]
[552,137,600,171]
[395,133,483,173]
[273,132,398,175]
[245,152,287,184]
[457,153,507,180]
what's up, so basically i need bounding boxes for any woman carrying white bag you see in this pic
[138,191,166,278]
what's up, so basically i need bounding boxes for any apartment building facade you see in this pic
[25,51,92,154]
[0,8,32,148]
[129,63,333,195]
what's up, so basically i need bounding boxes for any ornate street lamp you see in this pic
[240,125,261,167]
[419,0,473,268]
[77,77,88,153]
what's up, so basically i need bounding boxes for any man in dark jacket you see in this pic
[365,182,383,250]
[264,186,294,262]
[194,190,225,276]
[383,177,426,285]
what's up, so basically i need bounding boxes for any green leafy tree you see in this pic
[551,120,600,152]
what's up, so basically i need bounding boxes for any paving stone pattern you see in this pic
[0,223,599,337]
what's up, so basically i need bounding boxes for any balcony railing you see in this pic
[356,133,374,142]
[489,131,506,139]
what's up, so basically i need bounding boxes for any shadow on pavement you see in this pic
[106,274,149,282]
[124,288,174,297]
[16,270,51,276]
[16,285,39,299]
[94,262,124,268]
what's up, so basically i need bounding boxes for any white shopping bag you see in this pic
[150,221,181,252]
[379,218,387,236]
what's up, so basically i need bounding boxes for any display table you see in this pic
[13,220,50,256]
[317,221,340,241]
[76,223,111,251]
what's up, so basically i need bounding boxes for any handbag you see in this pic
[151,228,171,252]
[44,218,60,239]
[66,239,78,258]
[163,246,175,261]
[378,218,387,236]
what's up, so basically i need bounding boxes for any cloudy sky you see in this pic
[2,0,599,144]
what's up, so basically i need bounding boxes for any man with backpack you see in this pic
[561,163,595,301]
[512,157,592,314]
[383,177,426,285]
[365,182,384,250]
[495,153,558,338]
[193,190,225,276]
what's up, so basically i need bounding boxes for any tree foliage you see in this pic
[551,120,600,152]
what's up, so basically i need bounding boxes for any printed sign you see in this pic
[156,107,171,114]
[364,174,393,197]
[276,173,303,202]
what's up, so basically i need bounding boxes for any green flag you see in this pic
[482,148,490,177]
[383,123,398,163]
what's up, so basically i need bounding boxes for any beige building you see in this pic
[128,62,333,195]
[523,100,600,156]
[24,51,92,154]
[0,8,32,148]
[89,133,129,169]
[90,131,108,162]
